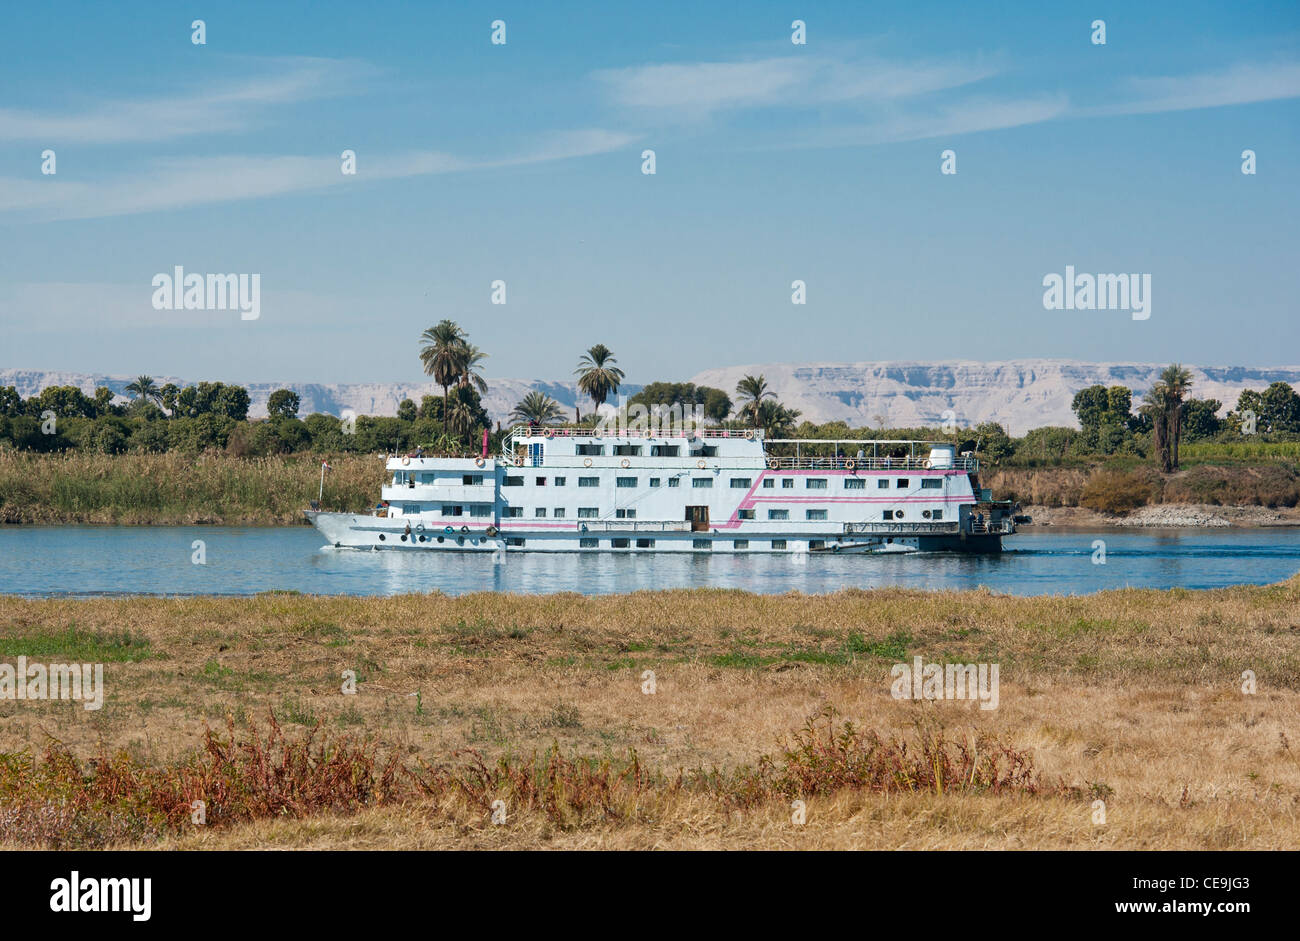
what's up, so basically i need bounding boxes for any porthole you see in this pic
[418,535,426,542]
[456,536,465,545]
[437,536,444,543]
[379,534,385,541]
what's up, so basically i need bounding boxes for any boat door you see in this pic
[687,506,709,532]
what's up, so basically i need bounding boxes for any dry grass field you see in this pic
[1,580,1298,849]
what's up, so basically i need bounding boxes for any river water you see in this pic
[0,525,1296,597]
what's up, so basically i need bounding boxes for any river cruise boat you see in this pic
[305,426,1026,553]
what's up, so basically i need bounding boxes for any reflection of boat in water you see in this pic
[305,426,1027,553]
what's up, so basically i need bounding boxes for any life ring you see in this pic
[513,455,524,467]
[444,526,454,534]
[768,457,780,468]
[620,458,630,468]
[460,525,470,535]
[744,430,755,440]
[401,456,410,465]
[845,459,855,470]
[416,523,424,532]
[485,525,498,537]
[544,428,554,438]
[584,457,593,467]
[697,459,706,469]
[475,457,485,468]
[923,459,932,469]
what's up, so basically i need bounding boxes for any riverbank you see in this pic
[1,580,1297,849]
[1022,502,1300,528]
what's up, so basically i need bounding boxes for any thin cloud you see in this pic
[0,57,371,143]
[594,54,999,117]
[1102,61,1300,115]
[0,129,637,221]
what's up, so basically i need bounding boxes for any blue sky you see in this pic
[1,0,1298,385]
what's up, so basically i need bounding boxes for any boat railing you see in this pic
[508,425,757,440]
[766,456,977,471]
[581,520,694,533]
[969,519,1015,535]
[843,521,962,535]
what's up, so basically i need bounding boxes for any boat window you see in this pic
[470,506,492,518]
[554,477,567,486]
[932,510,943,520]
[578,477,599,487]
[730,478,752,489]
[503,507,523,517]
[762,479,775,489]
[616,477,637,488]
[733,540,749,549]
[578,507,599,518]
[883,510,895,520]
[580,538,599,548]
[809,540,825,550]
[553,508,566,518]
[612,538,630,548]
[896,479,909,488]
[636,538,655,548]
[878,479,889,489]
[649,477,661,487]
[667,478,680,488]
[462,474,483,485]
[535,477,546,486]
[615,508,637,519]
[805,509,827,520]
[845,478,865,489]
[535,508,547,517]
[782,478,794,489]
[506,538,526,547]
[441,505,463,516]
[692,478,713,488]
[576,444,604,456]
[650,445,680,457]
[768,509,789,520]
[613,445,642,456]
[921,478,941,489]
[692,539,711,550]
[503,476,523,487]
[806,478,827,489]
[771,540,787,550]
[738,509,755,520]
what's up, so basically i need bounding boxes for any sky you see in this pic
[1,0,1298,386]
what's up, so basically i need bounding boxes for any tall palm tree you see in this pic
[734,374,775,428]
[124,375,162,409]
[1139,364,1194,472]
[446,397,477,443]
[575,344,624,411]
[510,391,566,426]
[419,320,469,429]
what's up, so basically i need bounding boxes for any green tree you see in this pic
[124,376,162,409]
[756,399,800,438]
[734,374,775,428]
[396,398,418,422]
[1139,364,1193,472]
[972,422,1015,463]
[267,388,301,419]
[1259,382,1300,433]
[159,383,180,418]
[510,391,566,425]
[0,386,21,418]
[629,382,732,423]
[1181,399,1223,441]
[575,343,625,410]
[419,320,471,432]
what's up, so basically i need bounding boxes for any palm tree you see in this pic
[757,399,800,438]
[575,344,624,411]
[446,397,477,443]
[1139,364,1193,472]
[124,375,162,409]
[734,374,775,428]
[510,391,566,426]
[419,320,470,430]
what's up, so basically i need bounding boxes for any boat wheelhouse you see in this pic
[306,425,1026,553]
[305,426,1025,553]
